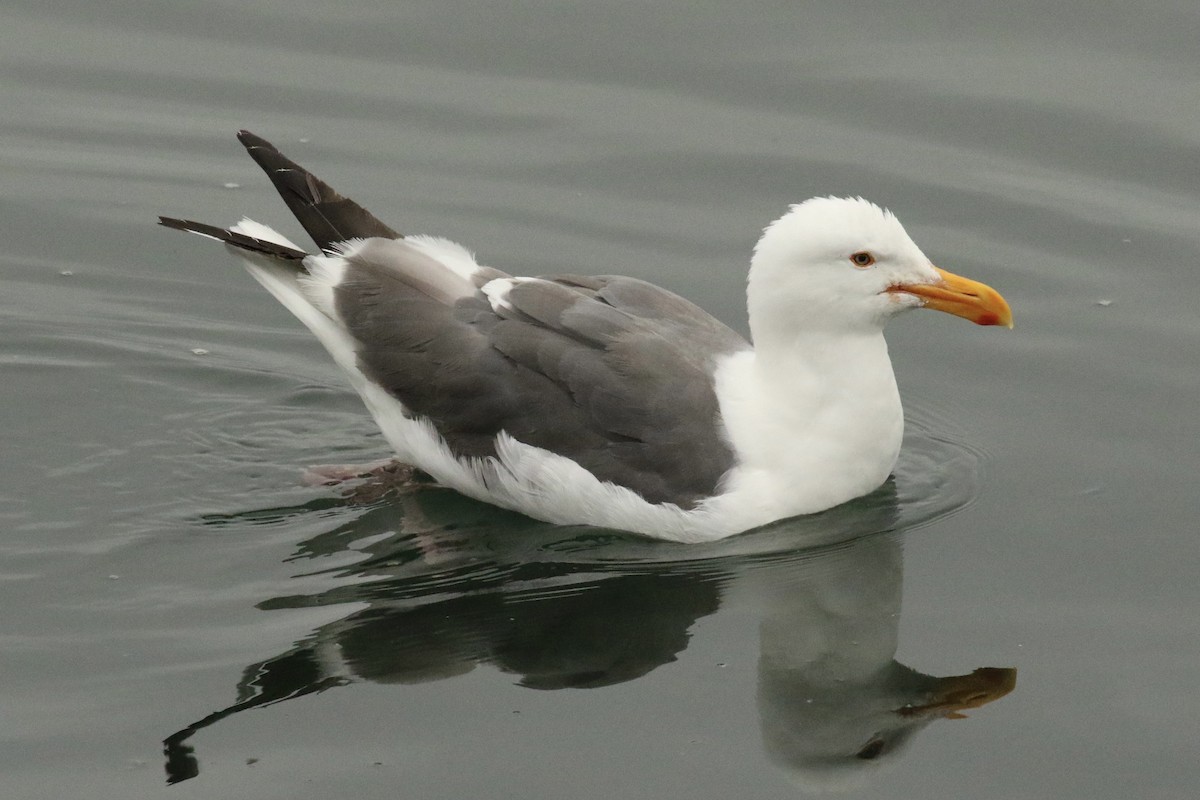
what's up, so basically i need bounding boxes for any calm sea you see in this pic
[2,1,1197,797]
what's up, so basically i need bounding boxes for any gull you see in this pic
[160,131,1011,543]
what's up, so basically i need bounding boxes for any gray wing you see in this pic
[336,261,749,508]
[162,131,749,508]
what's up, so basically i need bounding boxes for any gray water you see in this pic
[3,1,1198,798]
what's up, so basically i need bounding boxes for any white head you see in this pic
[746,197,1011,345]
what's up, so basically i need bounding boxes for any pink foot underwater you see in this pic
[302,458,431,503]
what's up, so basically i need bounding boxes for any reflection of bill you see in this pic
[756,531,1015,789]
[166,481,1014,786]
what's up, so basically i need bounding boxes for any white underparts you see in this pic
[712,343,904,522]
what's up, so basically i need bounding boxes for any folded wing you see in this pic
[161,132,750,509]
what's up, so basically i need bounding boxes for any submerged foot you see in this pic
[302,458,431,503]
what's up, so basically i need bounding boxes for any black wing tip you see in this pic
[158,216,224,238]
[230,128,403,247]
[236,129,272,150]
[236,129,298,174]
[157,216,310,262]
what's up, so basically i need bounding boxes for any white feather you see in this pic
[480,277,529,315]
[404,235,485,283]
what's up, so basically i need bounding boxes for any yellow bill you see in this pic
[892,267,1014,328]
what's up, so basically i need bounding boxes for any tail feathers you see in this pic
[158,216,310,262]
[236,130,401,250]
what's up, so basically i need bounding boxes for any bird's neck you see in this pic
[713,329,903,521]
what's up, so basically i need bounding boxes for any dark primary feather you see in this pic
[157,216,309,261]
[235,130,400,249]
[164,131,750,508]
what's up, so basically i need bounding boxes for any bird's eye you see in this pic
[850,251,876,268]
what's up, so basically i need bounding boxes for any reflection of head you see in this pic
[753,532,1015,791]
[760,663,1015,791]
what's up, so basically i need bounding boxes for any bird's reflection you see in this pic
[166,478,1013,786]
[754,529,1015,789]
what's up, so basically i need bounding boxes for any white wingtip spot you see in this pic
[481,278,523,314]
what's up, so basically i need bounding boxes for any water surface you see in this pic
[2,1,1198,798]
